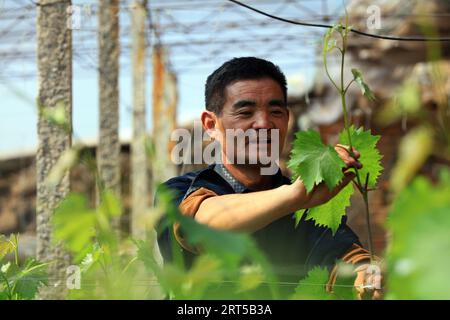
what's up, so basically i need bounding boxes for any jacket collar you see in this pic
[213,163,286,193]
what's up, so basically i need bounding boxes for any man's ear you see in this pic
[201,111,219,139]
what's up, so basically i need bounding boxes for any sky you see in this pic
[0,0,346,158]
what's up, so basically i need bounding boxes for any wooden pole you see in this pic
[36,0,73,299]
[97,0,121,229]
[131,0,148,239]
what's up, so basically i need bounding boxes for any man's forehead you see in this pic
[224,78,284,100]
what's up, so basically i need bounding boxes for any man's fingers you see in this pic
[335,144,362,169]
[352,148,360,159]
[336,144,361,158]
[342,162,362,171]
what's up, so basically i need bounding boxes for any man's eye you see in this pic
[271,110,284,115]
[239,111,253,116]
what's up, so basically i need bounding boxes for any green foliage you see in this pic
[153,255,224,300]
[149,186,280,299]
[386,169,450,299]
[289,125,382,234]
[52,191,158,300]
[0,235,16,259]
[45,146,80,188]
[331,262,358,300]
[338,126,383,188]
[287,130,346,193]
[351,69,375,101]
[292,264,356,300]
[298,183,354,235]
[376,79,422,126]
[53,190,124,263]
[0,234,48,300]
[390,126,434,194]
[292,267,331,300]
[323,24,343,53]
[41,101,68,127]
[53,193,97,261]
[12,260,49,300]
[177,215,262,268]
[50,185,282,300]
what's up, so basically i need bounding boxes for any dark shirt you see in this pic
[155,163,361,282]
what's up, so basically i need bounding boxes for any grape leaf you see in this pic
[288,130,346,193]
[390,125,433,194]
[351,68,375,101]
[13,259,48,300]
[292,266,332,300]
[0,235,16,260]
[302,183,354,235]
[332,262,358,300]
[386,169,450,299]
[53,193,96,260]
[98,190,123,217]
[339,126,383,188]
[323,25,338,53]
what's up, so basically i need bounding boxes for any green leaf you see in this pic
[53,193,96,259]
[339,126,383,188]
[323,24,343,54]
[41,101,68,127]
[98,190,122,217]
[351,68,375,101]
[13,259,48,300]
[375,79,421,126]
[293,210,304,228]
[179,215,258,267]
[390,126,433,194]
[292,266,332,300]
[238,264,264,292]
[134,238,159,274]
[45,146,80,188]
[332,262,357,300]
[303,183,354,235]
[80,243,103,273]
[288,130,346,193]
[386,169,450,299]
[1,262,11,274]
[0,235,16,260]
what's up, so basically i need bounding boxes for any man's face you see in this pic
[207,78,289,167]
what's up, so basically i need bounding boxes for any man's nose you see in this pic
[252,111,274,129]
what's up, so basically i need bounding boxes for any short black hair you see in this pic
[205,57,287,115]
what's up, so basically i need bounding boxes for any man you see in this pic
[156,57,381,299]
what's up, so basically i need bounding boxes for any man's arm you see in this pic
[191,144,360,233]
[195,171,356,233]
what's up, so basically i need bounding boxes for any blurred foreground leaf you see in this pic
[390,126,434,194]
[386,169,450,299]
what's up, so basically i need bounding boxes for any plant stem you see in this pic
[324,54,340,92]
[337,25,375,261]
[0,272,13,299]
[340,32,353,151]
[362,190,375,262]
